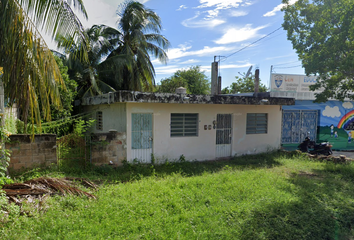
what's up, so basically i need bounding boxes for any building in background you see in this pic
[270,73,354,150]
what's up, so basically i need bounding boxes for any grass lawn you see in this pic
[2,151,354,239]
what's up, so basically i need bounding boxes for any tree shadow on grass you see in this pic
[11,150,288,182]
[236,162,354,240]
[89,150,285,182]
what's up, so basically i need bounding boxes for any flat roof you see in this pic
[81,91,295,106]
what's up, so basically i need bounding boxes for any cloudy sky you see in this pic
[50,0,305,89]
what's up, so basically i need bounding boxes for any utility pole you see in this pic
[269,65,273,90]
[211,57,218,95]
[255,68,260,94]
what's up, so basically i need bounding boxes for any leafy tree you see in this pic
[100,1,170,91]
[0,0,88,130]
[282,0,354,102]
[51,56,78,120]
[157,66,210,94]
[221,74,267,94]
[157,77,188,93]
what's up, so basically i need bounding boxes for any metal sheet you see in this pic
[281,110,318,143]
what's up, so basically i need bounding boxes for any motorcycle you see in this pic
[298,137,333,156]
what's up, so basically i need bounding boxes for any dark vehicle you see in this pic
[298,137,333,156]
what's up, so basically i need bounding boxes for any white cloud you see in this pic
[322,106,341,118]
[177,5,188,11]
[180,59,200,64]
[197,0,244,9]
[343,102,354,109]
[263,0,298,17]
[182,12,225,28]
[167,44,236,60]
[214,24,266,44]
[155,65,183,75]
[229,10,248,17]
[196,0,249,19]
[78,0,120,28]
[220,63,252,69]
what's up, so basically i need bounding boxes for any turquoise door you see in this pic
[131,113,153,163]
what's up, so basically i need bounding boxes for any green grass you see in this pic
[2,151,354,239]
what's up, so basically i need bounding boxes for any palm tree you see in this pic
[0,0,88,129]
[100,1,170,91]
[57,25,119,98]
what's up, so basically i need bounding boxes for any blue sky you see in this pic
[49,0,305,89]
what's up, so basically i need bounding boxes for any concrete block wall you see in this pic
[6,134,57,170]
[90,131,127,166]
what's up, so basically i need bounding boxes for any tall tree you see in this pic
[51,55,78,121]
[100,1,170,91]
[221,74,267,94]
[57,25,118,98]
[0,0,88,129]
[282,0,354,102]
[157,66,210,94]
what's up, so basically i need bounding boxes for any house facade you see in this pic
[81,91,294,164]
[270,73,354,150]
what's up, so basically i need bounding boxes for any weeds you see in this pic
[2,151,354,239]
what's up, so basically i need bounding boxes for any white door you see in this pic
[216,114,232,158]
[131,113,153,163]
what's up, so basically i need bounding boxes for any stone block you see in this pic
[6,142,20,149]
[9,135,31,143]
[19,154,32,162]
[34,155,46,164]
[9,156,20,164]
[21,149,32,156]
[10,149,20,156]
[12,163,26,170]
[108,144,115,152]
[19,144,32,150]
[40,141,56,149]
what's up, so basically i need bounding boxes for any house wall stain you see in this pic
[82,91,295,106]
[90,131,127,166]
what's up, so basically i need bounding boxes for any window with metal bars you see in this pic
[96,111,103,131]
[170,113,198,137]
[246,113,268,134]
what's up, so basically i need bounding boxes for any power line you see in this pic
[273,60,300,66]
[220,26,283,61]
[274,64,302,69]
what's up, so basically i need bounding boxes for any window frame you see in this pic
[246,113,268,134]
[170,113,199,137]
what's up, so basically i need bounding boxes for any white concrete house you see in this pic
[81,90,294,164]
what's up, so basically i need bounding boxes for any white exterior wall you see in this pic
[86,103,127,133]
[126,102,282,162]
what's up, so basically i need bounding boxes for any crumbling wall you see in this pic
[6,134,57,170]
[90,131,127,166]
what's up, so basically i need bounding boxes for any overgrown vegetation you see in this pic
[0,114,12,186]
[57,118,95,170]
[2,151,354,239]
